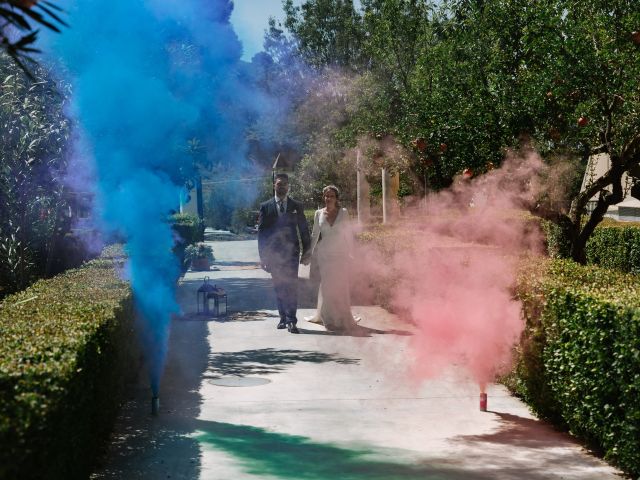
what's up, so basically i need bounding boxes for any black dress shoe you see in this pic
[277,321,287,329]
[287,323,300,334]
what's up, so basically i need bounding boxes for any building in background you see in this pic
[580,153,640,222]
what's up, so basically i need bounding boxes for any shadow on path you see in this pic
[299,326,413,337]
[453,412,574,449]
[193,420,495,480]
[449,412,611,477]
[211,261,261,268]
[206,348,359,378]
[91,319,209,479]
[179,277,317,313]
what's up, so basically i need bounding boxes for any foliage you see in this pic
[0,246,136,479]
[0,1,67,76]
[304,208,315,227]
[543,219,640,274]
[204,175,260,230]
[514,258,640,477]
[230,207,258,234]
[584,223,640,274]
[0,54,74,297]
[274,0,640,262]
[283,0,365,70]
[170,213,204,245]
[170,213,204,271]
[183,242,214,263]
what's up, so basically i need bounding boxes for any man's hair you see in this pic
[274,173,289,182]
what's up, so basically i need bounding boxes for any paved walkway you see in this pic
[91,239,622,479]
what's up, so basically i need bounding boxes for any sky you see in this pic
[230,0,363,61]
[230,0,296,61]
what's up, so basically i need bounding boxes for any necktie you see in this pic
[279,201,284,213]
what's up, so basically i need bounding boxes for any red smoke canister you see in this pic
[480,393,488,411]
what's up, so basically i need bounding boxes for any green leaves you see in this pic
[0,248,135,479]
[516,258,640,477]
[1,1,67,76]
[0,56,73,296]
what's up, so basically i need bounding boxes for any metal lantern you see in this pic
[196,277,227,317]
[197,277,216,315]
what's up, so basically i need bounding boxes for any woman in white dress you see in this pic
[306,185,359,332]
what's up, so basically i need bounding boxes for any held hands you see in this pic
[300,251,311,265]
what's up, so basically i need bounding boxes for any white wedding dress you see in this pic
[306,207,359,332]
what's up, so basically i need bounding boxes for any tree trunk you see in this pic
[570,164,625,264]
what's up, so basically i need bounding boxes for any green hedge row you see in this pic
[0,244,136,480]
[513,258,640,477]
[543,219,640,274]
[171,212,204,245]
[171,213,204,271]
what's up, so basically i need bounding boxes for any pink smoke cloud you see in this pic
[354,150,547,389]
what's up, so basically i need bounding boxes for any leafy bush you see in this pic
[0,55,75,297]
[0,245,136,480]
[514,259,640,477]
[171,213,204,245]
[542,219,640,274]
[540,220,572,259]
[230,207,259,234]
[304,209,315,228]
[584,223,640,274]
[183,242,215,263]
[170,213,204,271]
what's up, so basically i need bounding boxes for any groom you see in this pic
[258,173,311,334]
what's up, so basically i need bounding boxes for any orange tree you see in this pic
[277,0,640,262]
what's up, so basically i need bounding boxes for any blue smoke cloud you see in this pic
[45,0,262,395]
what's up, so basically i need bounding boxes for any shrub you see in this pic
[584,223,640,274]
[183,242,215,264]
[0,245,136,480]
[514,258,640,477]
[171,213,204,245]
[304,209,316,228]
[542,218,640,274]
[230,208,258,234]
[0,56,74,297]
[170,213,204,270]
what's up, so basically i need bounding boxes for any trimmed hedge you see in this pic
[171,213,204,271]
[171,212,204,245]
[585,223,640,274]
[543,219,640,274]
[0,244,136,480]
[514,258,640,477]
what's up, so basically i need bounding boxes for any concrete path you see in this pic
[91,239,623,480]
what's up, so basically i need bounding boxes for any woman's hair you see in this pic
[322,184,340,198]
[322,185,340,208]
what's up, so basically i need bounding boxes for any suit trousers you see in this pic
[271,259,299,324]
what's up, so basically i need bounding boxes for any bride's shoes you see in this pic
[304,316,323,325]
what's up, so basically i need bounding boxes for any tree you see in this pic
[0,54,73,295]
[518,0,640,262]
[279,0,640,263]
[0,1,66,76]
[283,0,366,70]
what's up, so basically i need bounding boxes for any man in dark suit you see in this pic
[258,173,311,334]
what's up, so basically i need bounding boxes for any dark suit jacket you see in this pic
[258,197,310,269]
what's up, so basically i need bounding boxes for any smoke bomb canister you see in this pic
[479,393,487,412]
[151,396,160,415]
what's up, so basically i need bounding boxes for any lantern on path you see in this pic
[197,277,216,315]
[197,277,227,317]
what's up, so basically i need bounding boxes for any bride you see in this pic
[304,185,360,332]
